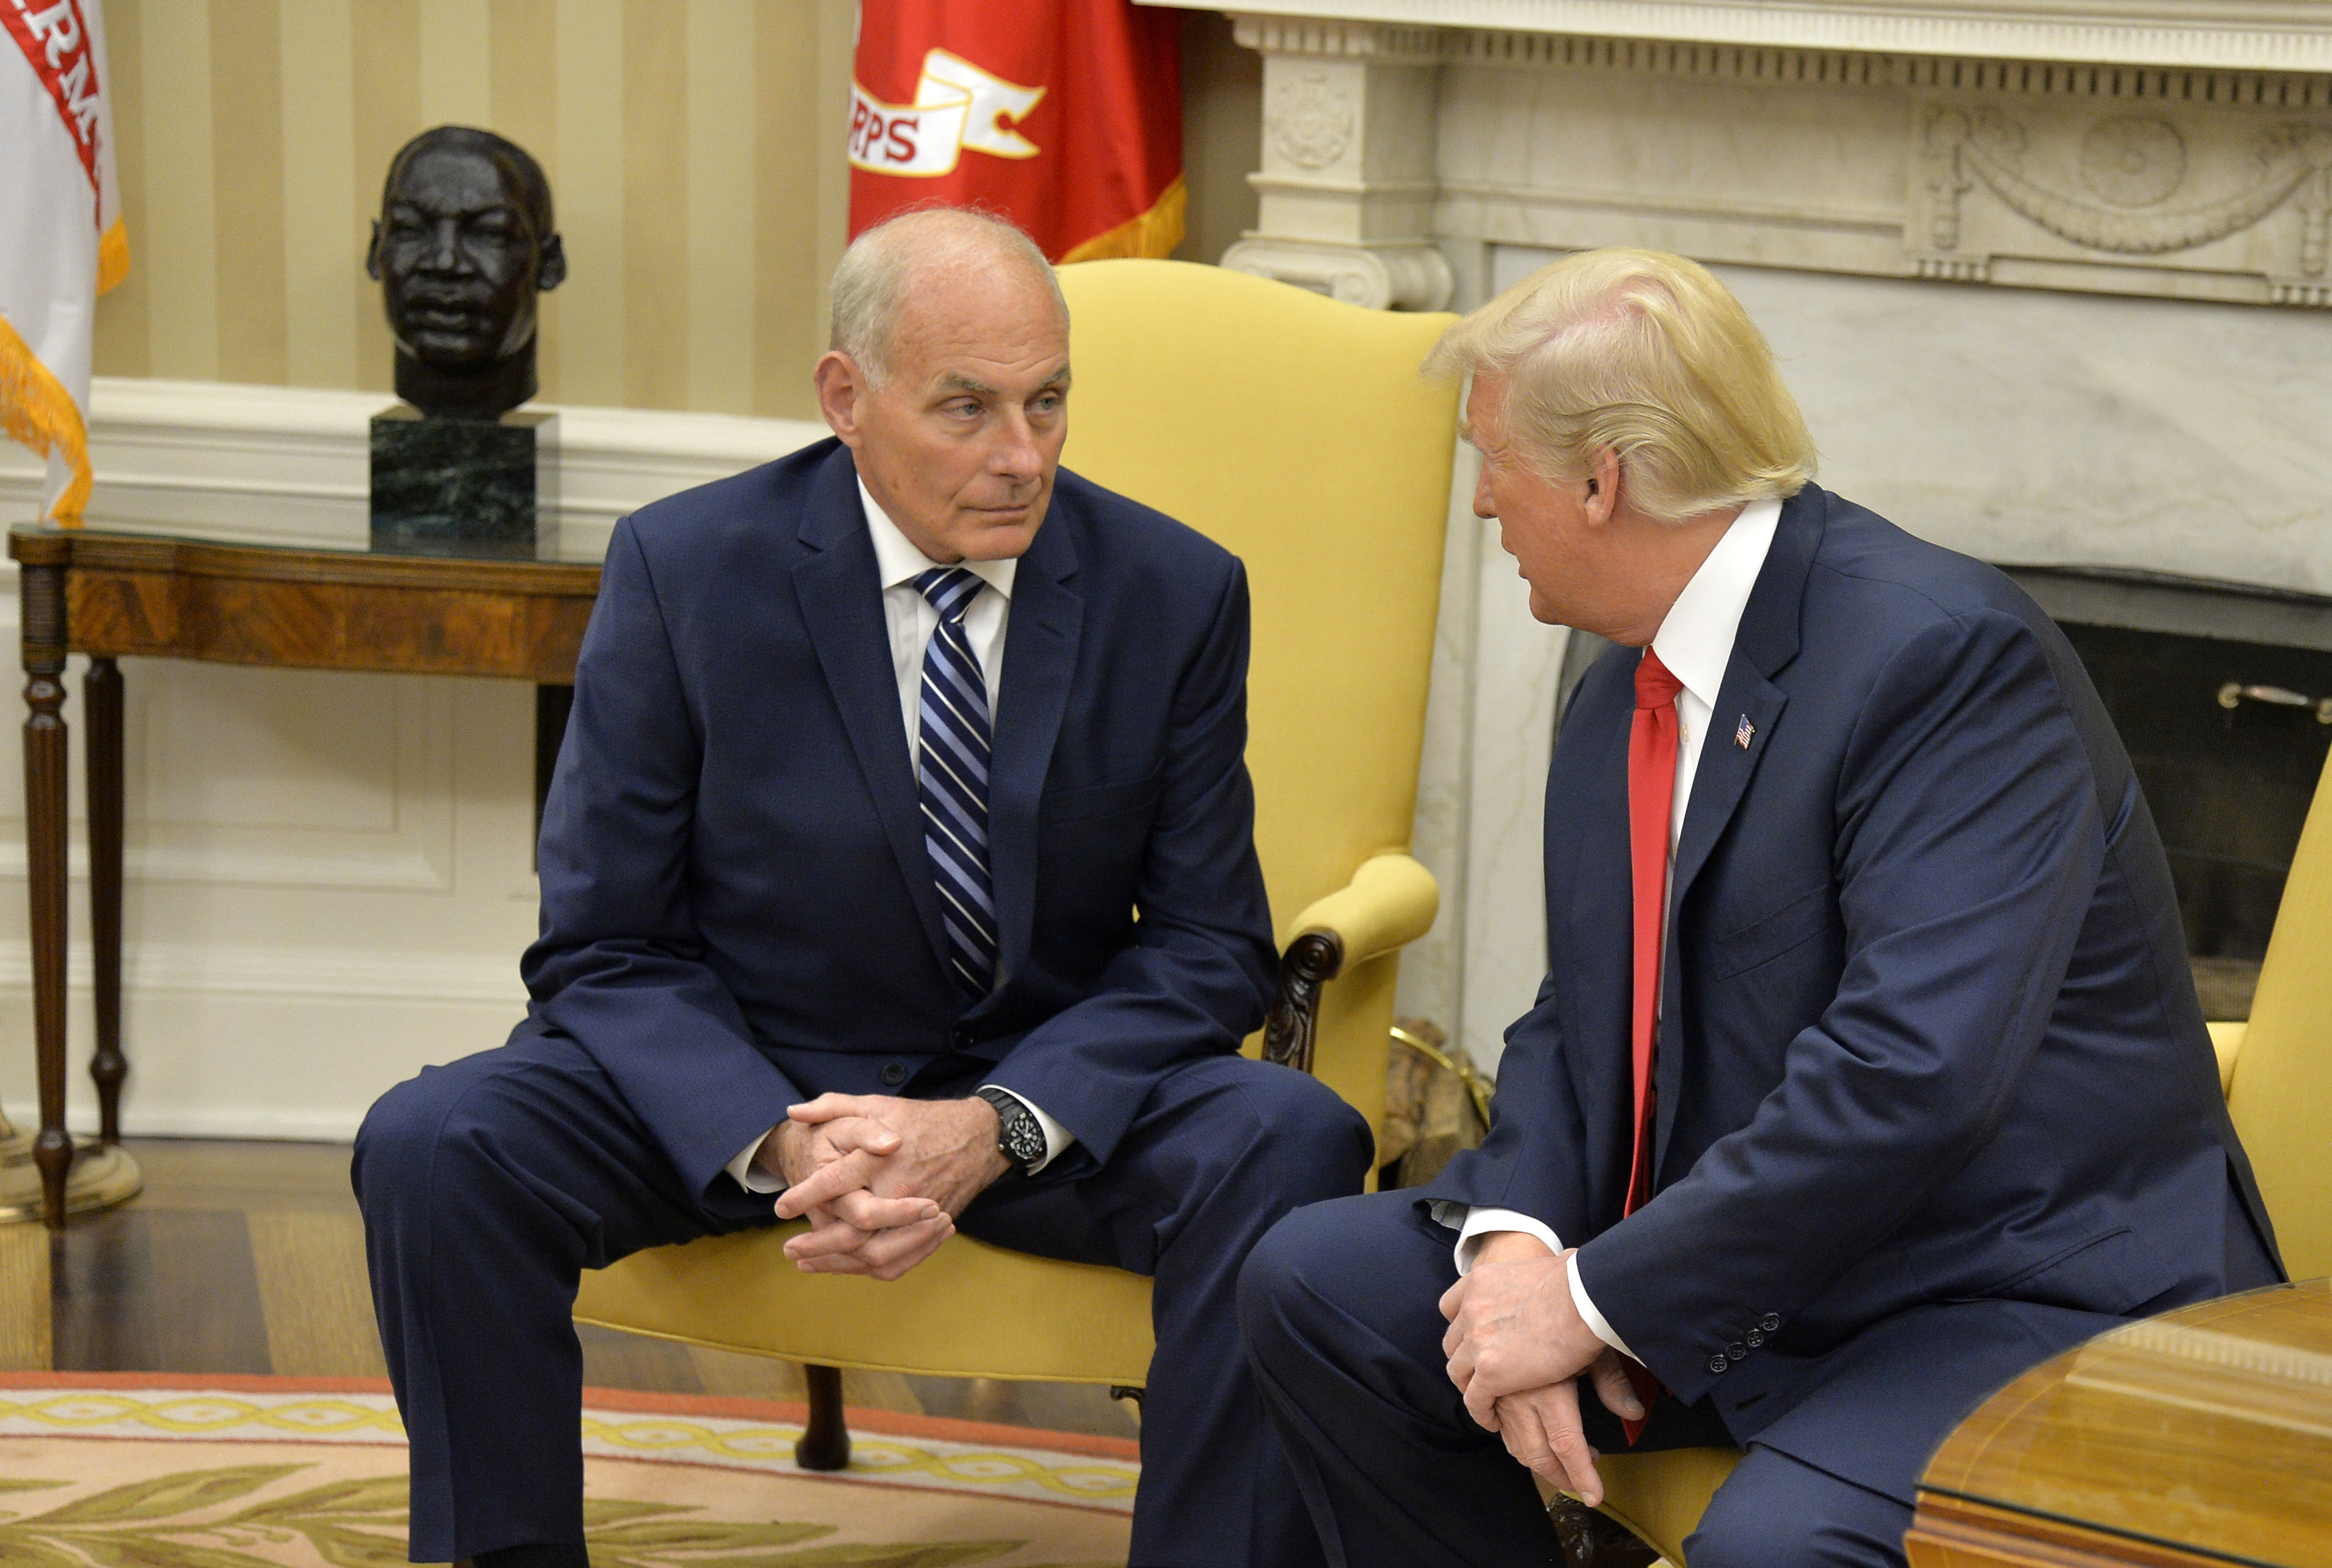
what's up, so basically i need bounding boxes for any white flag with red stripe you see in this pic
[2,0,126,526]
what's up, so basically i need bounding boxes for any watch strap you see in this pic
[975,1086,1044,1174]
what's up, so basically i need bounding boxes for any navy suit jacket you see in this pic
[520,438,1277,1198]
[1427,483,2281,1495]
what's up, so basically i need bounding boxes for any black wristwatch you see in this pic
[975,1086,1047,1175]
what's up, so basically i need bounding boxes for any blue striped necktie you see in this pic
[915,567,998,998]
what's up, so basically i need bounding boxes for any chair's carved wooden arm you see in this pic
[1263,853,1440,1075]
[1263,931,1345,1074]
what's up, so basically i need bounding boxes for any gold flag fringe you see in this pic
[1059,175,1187,266]
[98,217,131,296]
[0,312,93,526]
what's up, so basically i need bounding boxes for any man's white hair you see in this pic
[829,208,1067,386]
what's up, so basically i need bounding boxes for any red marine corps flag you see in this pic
[1,0,125,525]
[849,0,1183,262]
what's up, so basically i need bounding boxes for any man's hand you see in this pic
[1489,1380,1600,1504]
[753,1111,951,1279]
[771,1094,1012,1280]
[1443,1235,1650,1505]
[1441,1239,1608,1419]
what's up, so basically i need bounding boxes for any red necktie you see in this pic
[1619,645,1684,1440]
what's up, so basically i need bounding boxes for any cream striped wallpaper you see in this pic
[93,0,858,421]
[87,3,1260,424]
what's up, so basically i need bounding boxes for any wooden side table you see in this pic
[1910,1280,2332,1567]
[5,526,601,1228]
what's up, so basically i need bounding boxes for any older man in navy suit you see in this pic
[1237,249,2282,1567]
[354,208,1370,1568]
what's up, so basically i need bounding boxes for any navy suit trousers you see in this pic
[1239,1193,1923,1568]
[1238,1190,2278,1568]
[354,1030,1371,1567]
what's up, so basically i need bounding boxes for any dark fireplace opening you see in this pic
[2008,568,2332,1022]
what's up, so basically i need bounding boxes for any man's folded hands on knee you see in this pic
[1440,1236,1646,1507]
[762,1093,1013,1282]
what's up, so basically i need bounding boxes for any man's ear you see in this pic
[536,232,568,292]
[814,352,866,448]
[365,220,383,281]
[1582,448,1622,524]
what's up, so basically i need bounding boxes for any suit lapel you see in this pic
[792,447,953,980]
[1665,490,1821,913]
[979,508,1083,1006]
[1654,486,1825,1168]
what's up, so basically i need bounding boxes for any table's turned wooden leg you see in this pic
[85,657,123,1144]
[19,560,71,1228]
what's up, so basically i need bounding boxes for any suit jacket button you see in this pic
[879,1062,908,1087]
[1760,1314,1782,1333]
[1707,1355,1730,1375]
[1745,1331,1764,1349]
[1726,1342,1748,1361]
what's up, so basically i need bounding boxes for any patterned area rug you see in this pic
[0,1373,1137,1567]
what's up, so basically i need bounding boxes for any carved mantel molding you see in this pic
[1147,0,2332,310]
[1153,1,2332,72]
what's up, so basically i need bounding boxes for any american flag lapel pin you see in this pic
[1735,714,1755,749]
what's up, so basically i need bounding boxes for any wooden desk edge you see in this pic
[9,524,602,597]
[1911,1286,2332,1568]
[1908,1491,2257,1568]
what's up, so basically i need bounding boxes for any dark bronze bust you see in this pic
[367,126,566,420]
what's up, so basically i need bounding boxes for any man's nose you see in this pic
[424,219,471,273]
[989,411,1044,482]
[1472,470,1496,520]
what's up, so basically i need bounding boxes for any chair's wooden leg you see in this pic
[796,1364,850,1471]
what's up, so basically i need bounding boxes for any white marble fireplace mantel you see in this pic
[1162,2,2332,72]
[1142,0,2332,1074]
[1145,0,2332,311]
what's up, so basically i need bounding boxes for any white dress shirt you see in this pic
[724,480,1074,1196]
[1443,497,1783,1363]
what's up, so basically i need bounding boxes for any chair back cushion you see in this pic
[2226,749,2332,1278]
[1057,260,1457,1128]
[1056,260,1457,941]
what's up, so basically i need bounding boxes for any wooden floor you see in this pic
[0,1138,1139,1441]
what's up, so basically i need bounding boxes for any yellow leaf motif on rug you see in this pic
[0,1380,1135,1567]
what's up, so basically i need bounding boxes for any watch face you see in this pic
[1003,1113,1047,1167]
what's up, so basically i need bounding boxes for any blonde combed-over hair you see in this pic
[1424,249,1816,524]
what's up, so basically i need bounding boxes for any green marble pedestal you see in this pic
[370,405,557,558]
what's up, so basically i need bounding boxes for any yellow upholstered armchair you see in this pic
[573,260,1460,1465]
[1588,751,2332,1564]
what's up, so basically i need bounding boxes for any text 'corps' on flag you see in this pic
[849,0,1183,264]
[1,0,124,525]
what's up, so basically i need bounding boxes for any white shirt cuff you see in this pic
[1567,1249,1636,1362]
[727,1128,782,1194]
[981,1084,1075,1173]
[1449,1206,1563,1274]
[1435,1204,1637,1362]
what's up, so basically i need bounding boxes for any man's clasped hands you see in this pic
[755,1092,1013,1282]
[760,1095,1643,1504]
[1440,1231,1649,1507]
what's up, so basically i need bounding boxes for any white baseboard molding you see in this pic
[0,943,526,1004]
[3,1103,365,1143]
